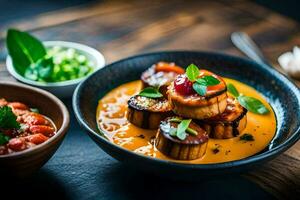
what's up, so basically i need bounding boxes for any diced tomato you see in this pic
[207,83,226,92]
[0,98,56,155]
[23,113,50,125]
[8,102,29,110]
[155,62,185,74]
[26,134,49,145]
[8,138,27,152]
[29,125,55,137]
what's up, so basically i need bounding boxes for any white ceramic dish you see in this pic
[6,41,105,99]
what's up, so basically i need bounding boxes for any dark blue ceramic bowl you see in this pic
[73,51,300,179]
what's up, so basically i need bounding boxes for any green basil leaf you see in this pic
[169,127,177,136]
[0,106,20,129]
[238,96,269,114]
[176,130,186,140]
[34,57,54,80]
[186,64,199,81]
[6,29,46,75]
[0,132,10,145]
[227,83,239,97]
[193,82,207,96]
[195,78,207,85]
[138,87,163,98]
[176,119,191,140]
[201,75,220,86]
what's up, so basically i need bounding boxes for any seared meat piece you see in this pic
[127,95,172,129]
[200,97,247,139]
[155,117,209,160]
[141,62,184,97]
[168,70,228,120]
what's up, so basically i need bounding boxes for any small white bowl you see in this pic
[6,41,105,99]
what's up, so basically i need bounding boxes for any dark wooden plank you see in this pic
[0,0,196,61]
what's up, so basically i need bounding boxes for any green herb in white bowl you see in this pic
[6,29,105,98]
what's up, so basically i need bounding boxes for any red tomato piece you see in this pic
[29,125,55,137]
[8,138,27,152]
[155,62,185,74]
[8,102,29,110]
[26,134,49,145]
[23,113,50,125]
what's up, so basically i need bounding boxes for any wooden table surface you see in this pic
[0,0,299,198]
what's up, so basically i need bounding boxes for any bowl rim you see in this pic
[6,40,106,87]
[0,81,70,158]
[73,50,300,169]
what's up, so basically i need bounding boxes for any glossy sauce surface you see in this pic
[96,79,276,164]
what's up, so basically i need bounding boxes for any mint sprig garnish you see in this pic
[238,96,269,114]
[227,83,269,115]
[185,64,220,96]
[192,83,207,96]
[196,75,220,85]
[169,118,198,140]
[186,64,199,81]
[138,87,163,98]
[176,119,191,140]
[227,83,239,97]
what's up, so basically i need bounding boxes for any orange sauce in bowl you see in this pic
[96,79,276,164]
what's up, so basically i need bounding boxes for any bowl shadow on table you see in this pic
[96,163,275,200]
[0,169,70,200]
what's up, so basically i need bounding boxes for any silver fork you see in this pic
[231,32,271,66]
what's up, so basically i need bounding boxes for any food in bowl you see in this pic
[6,29,95,83]
[141,62,184,96]
[0,98,56,155]
[156,117,209,160]
[200,97,248,139]
[168,68,228,119]
[127,94,173,129]
[24,46,94,82]
[96,62,276,163]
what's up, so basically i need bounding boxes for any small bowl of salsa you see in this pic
[0,81,69,177]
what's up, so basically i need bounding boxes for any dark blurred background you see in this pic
[0,0,300,24]
[255,0,300,21]
[0,0,97,23]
